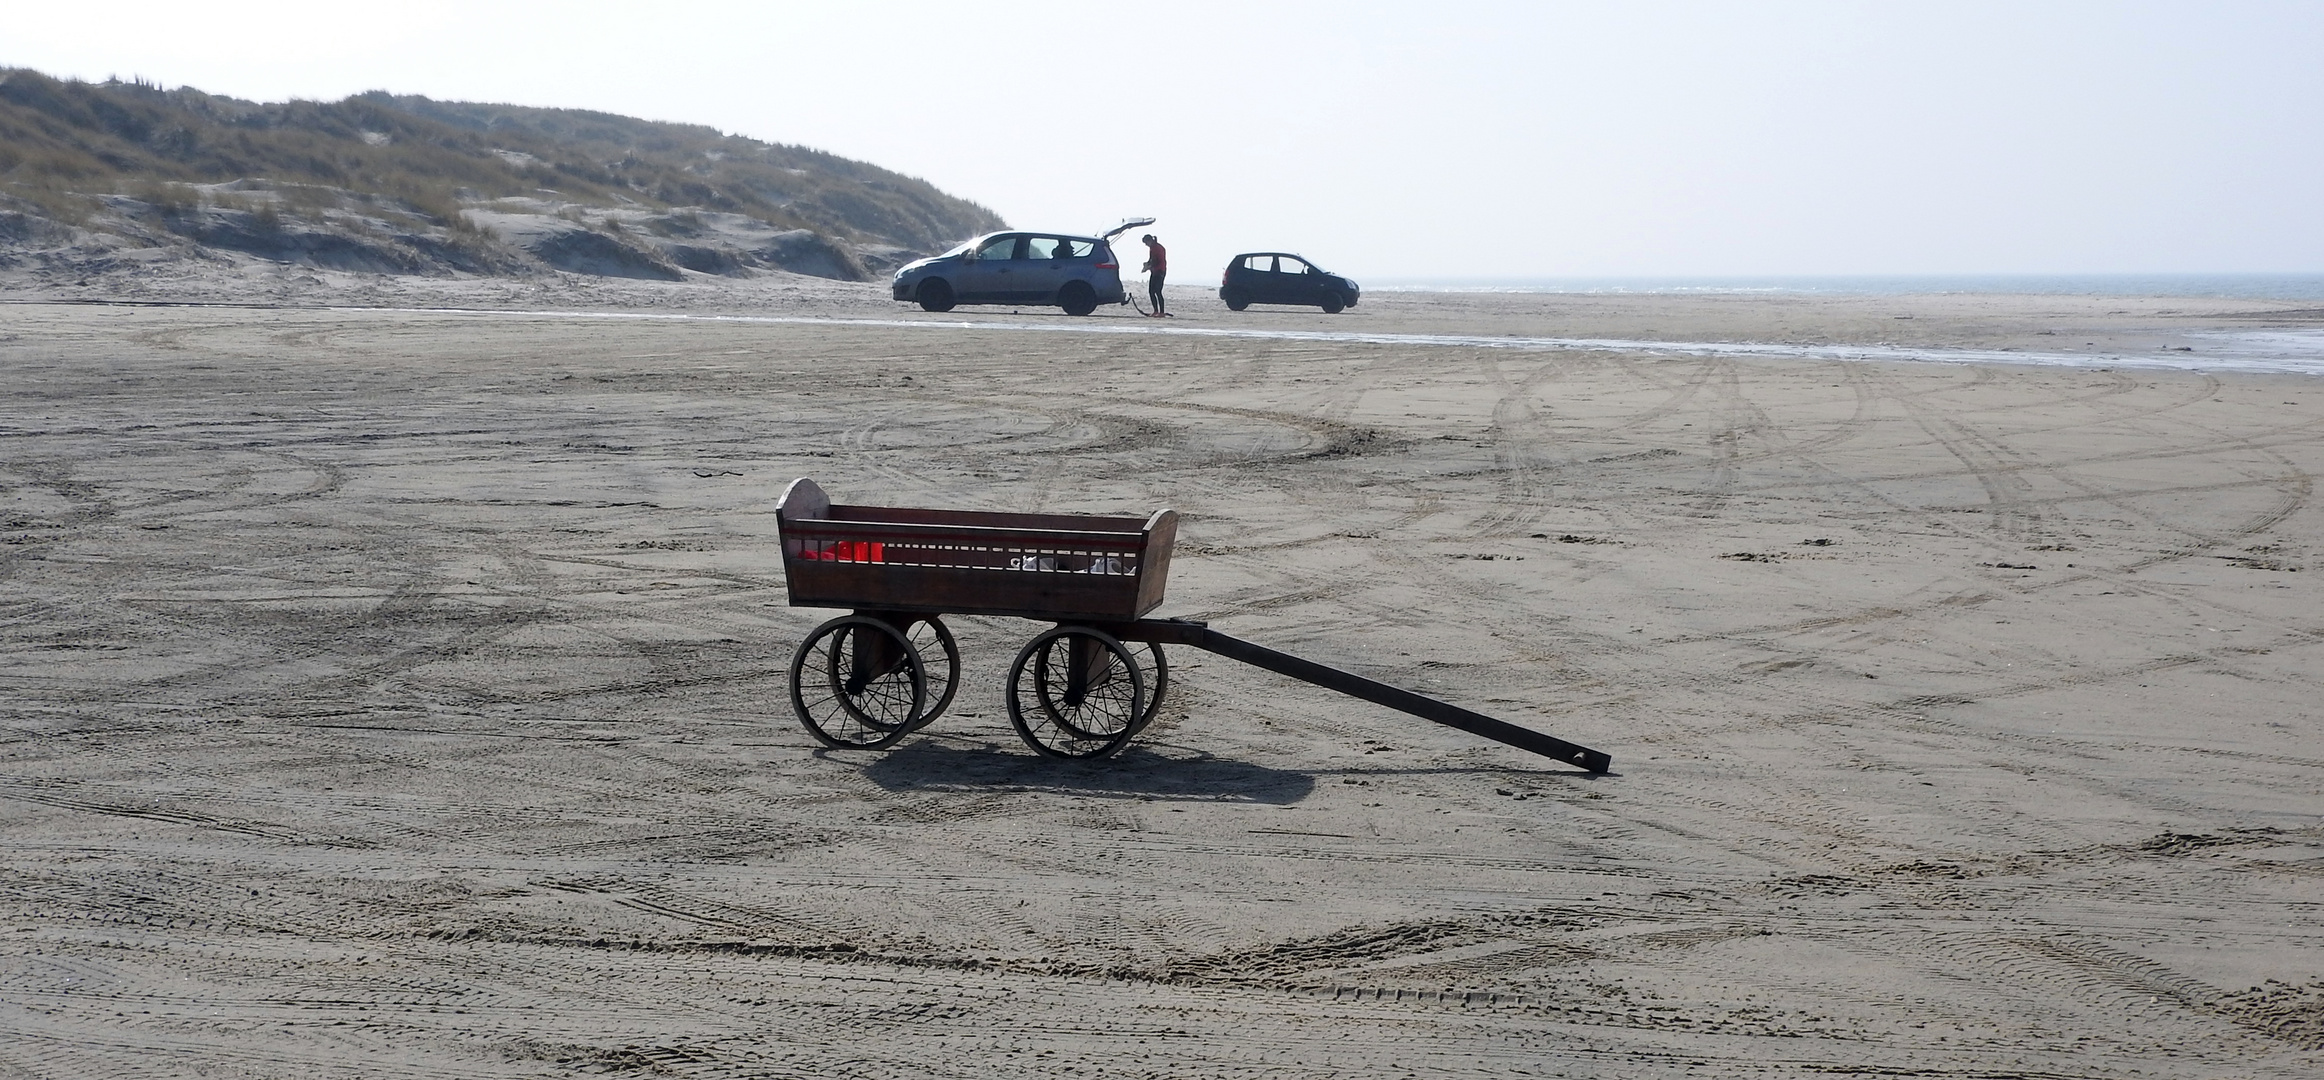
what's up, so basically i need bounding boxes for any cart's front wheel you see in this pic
[790,615,926,750]
[1008,626,1145,759]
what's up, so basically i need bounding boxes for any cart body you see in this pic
[776,478,1177,623]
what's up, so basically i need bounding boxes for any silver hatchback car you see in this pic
[891,231,1126,316]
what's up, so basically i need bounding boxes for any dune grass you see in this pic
[0,69,1003,251]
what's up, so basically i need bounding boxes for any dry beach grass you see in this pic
[2,286,2321,1077]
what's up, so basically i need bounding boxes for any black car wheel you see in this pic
[1318,292,1345,314]
[916,279,955,313]
[1221,288,1249,312]
[1059,281,1097,317]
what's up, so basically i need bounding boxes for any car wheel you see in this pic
[1221,288,1249,312]
[917,279,955,313]
[1318,292,1345,314]
[1059,281,1097,317]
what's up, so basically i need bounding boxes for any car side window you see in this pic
[1056,240,1090,258]
[976,236,1021,261]
[1281,257,1311,274]
[1245,255,1270,271]
[1027,237,1059,260]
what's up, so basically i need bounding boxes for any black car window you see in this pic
[976,236,1021,261]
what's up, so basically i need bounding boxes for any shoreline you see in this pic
[12,282,2324,375]
[1367,272,2324,302]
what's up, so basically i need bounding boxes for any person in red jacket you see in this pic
[1140,234,1168,316]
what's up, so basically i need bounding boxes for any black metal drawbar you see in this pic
[1108,619,1612,774]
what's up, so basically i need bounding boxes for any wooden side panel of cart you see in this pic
[777,477,1176,623]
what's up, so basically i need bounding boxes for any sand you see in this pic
[2,284,2320,1077]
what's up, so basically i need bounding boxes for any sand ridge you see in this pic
[1,291,2320,1077]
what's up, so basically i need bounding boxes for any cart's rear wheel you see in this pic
[902,615,960,731]
[1007,626,1145,759]
[789,615,925,750]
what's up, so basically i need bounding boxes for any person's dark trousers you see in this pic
[1149,274,1166,314]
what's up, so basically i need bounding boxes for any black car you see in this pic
[1219,253,1360,313]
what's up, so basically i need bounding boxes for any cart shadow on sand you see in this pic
[850,736,1617,805]
[854,736,1318,805]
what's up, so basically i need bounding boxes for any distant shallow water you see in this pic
[373,307,2324,377]
[1370,274,2324,302]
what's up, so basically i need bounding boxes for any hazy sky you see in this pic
[8,1,2320,280]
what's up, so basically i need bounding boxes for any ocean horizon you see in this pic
[1367,273,2324,302]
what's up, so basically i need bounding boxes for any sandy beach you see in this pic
[3,284,2321,1077]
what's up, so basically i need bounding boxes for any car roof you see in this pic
[1231,252,1313,260]
[974,230,1106,243]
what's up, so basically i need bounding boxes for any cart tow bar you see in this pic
[1111,619,1612,773]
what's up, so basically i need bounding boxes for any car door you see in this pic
[957,234,1024,302]
[1019,237,1072,301]
[1235,255,1272,301]
[1253,255,1296,304]
[1273,256,1317,303]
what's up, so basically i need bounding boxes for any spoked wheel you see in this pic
[902,615,960,731]
[789,615,926,750]
[1007,626,1146,759]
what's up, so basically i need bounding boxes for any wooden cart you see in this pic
[775,478,1609,771]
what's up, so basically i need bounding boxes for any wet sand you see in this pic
[3,287,2321,1077]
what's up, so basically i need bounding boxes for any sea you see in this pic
[1368,274,2324,302]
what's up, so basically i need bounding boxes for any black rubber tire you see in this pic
[916,279,955,313]
[1221,289,1249,312]
[1059,281,1097,317]
[1318,293,1345,314]
[1006,626,1145,760]
[788,615,925,750]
